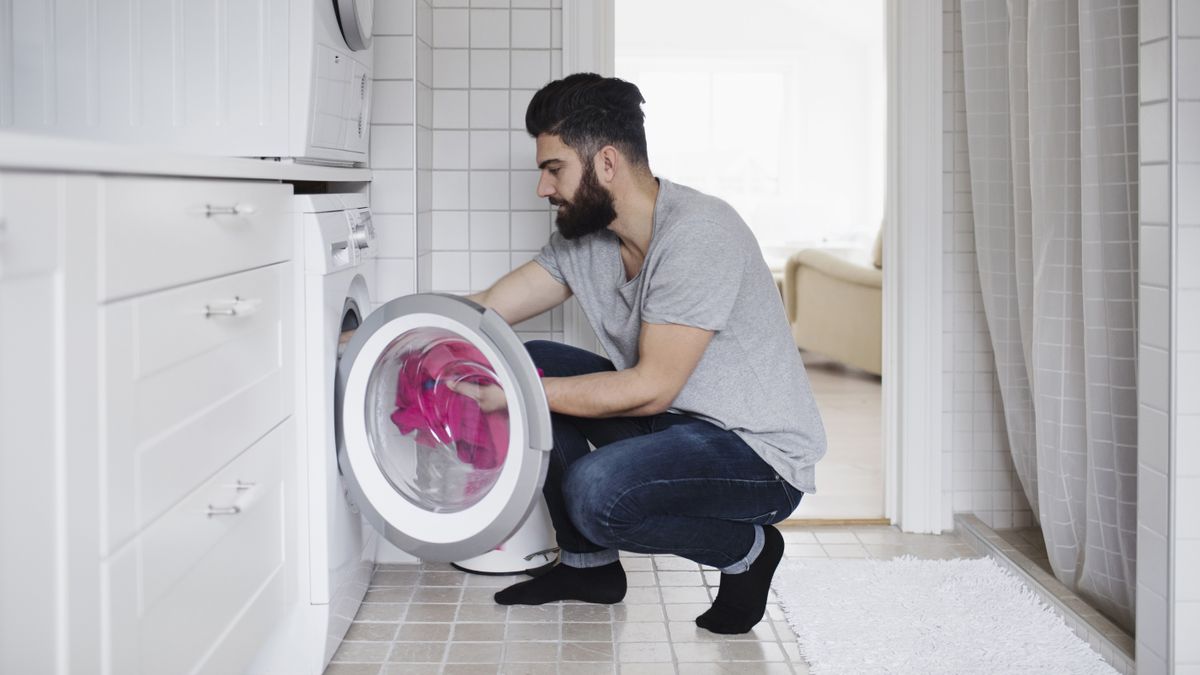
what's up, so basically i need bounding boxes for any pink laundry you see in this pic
[390,339,509,470]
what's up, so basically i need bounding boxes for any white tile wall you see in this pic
[416,1,563,339]
[1175,0,1200,666]
[941,0,1031,531]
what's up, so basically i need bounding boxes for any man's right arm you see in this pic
[466,260,572,326]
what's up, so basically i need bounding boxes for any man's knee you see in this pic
[562,454,639,546]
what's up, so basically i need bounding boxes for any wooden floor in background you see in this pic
[787,351,884,521]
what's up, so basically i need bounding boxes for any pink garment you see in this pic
[389,339,509,470]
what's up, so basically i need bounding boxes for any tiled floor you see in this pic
[790,353,883,520]
[323,525,978,675]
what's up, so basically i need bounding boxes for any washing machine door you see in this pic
[334,0,373,51]
[336,293,553,562]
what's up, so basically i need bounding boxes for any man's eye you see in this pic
[549,169,560,176]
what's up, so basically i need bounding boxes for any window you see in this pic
[615,1,886,265]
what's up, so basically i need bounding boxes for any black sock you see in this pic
[695,525,785,634]
[494,560,626,606]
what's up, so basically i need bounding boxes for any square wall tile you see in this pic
[511,49,551,89]
[1138,404,1169,475]
[373,214,416,258]
[510,170,543,209]
[376,258,417,299]
[416,81,433,125]
[470,130,510,169]
[512,9,551,48]
[469,171,509,209]
[432,211,469,249]
[417,126,433,167]
[1140,162,1168,224]
[1140,40,1169,103]
[471,251,512,290]
[511,210,551,249]
[471,49,511,88]
[432,8,469,47]
[1140,286,1169,349]
[1140,101,1169,163]
[512,0,550,6]
[471,0,509,7]
[370,125,415,169]
[373,81,415,124]
[1140,224,1170,287]
[432,130,469,169]
[432,49,469,88]
[1183,0,1200,37]
[1182,166,1200,226]
[1139,0,1169,41]
[431,251,470,292]
[433,89,469,128]
[510,89,536,129]
[374,0,415,35]
[510,130,535,169]
[1181,39,1200,99]
[1182,226,1200,286]
[1181,102,1200,163]
[470,90,509,128]
[371,170,415,214]
[432,0,468,6]
[432,170,469,210]
[551,9,561,48]
[470,211,509,249]
[1180,354,1200,415]
[471,9,510,48]
[374,36,416,79]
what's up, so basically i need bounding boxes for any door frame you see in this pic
[563,0,945,533]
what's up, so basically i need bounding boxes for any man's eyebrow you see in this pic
[538,158,563,169]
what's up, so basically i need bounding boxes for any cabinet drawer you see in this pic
[102,263,293,553]
[105,423,289,675]
[99,177,291,300]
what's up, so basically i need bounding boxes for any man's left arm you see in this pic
[541,322,712,418]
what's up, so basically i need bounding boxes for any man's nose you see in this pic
[536,174,555,199]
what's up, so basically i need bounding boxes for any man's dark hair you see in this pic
[525,73,649,168]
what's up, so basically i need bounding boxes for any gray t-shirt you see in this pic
[534,179,826,493]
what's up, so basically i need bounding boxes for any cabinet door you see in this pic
[0,173,62,673]
[1,0,290,157]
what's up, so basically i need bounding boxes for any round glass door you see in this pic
[334,0,373,51]
[337,294,552,562]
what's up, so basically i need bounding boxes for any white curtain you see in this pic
[959,0,1139,630]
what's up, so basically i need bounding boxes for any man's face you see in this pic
[534,134,617,240]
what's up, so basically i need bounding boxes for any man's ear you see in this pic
[595,145,619,183]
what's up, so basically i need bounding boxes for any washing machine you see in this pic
[336,293,558,568]
[293,193,385,671]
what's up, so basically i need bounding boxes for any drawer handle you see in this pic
[204,296,262,318]
[206,480,260,518]
[204,203,257,217]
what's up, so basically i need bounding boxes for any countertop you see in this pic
[0,130,372,182]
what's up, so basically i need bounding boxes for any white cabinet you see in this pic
[0,0,290,158]
[0,171,298,675]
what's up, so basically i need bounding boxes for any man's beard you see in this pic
[551,164,617,240]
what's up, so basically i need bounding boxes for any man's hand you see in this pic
[447,379,508,414]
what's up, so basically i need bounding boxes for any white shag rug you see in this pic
[771,556,1118,674]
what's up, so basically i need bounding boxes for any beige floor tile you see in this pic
[655,571,706,586]
[563,603,613,622]
[453,622,506,641]
[620,557,655,571]
[321,665,383,675]
[403,603,456,622]
[457,603,509,622]
[501,663,558,675]
[617,642,673,663]
[412,586,463,603]
[563,622,614,642]
[381,665,439,675]
[343,622,399,642]
[613,621,669,642]
[653,556,703,571]
[623,586,662,604]
[330,641,391,663]
[812,531,858,545]
[353,603,406,622]
[561,642,615,662]
[506,621,561,641]
[387,641,446,663]
[396,622,451,642]
[370,570,419,586]
[782,544,826,558]
[508,604,562,622]
[613,604,665,622]
[660,586,711,604]
[626,571,657,586]
[720,640,785,662]
[664,603,710,622]
[504,641,559,662]
[559,664,618,674]
[673,641,724,662]
[442,664,501,675]
[618,664,678,675]
[821,544,869,558]
[446,642,504,663]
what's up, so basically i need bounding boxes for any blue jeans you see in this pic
[526,340,803,573]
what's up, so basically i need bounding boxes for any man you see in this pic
[464,73,826,635]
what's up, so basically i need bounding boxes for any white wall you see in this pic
[1137,0,1200,671]
[424,0,564,343]
[371,0,420,309]
[940,0,1033,531]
